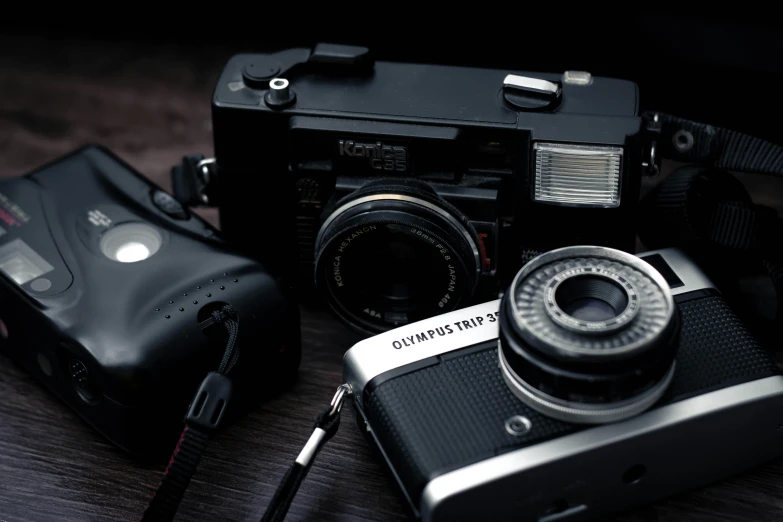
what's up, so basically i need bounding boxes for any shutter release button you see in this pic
[152,190,189,220]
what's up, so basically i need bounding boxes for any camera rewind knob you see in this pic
[502,74,562,112]
[265,78,296,110]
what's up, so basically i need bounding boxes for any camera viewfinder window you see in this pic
[0,238,54,286]
[639,254,684,289]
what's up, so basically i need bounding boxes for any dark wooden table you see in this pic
[0,35,781,522]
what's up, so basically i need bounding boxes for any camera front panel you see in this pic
[343,248,782,518]
[287,116,516,331]
[212,50,644,333]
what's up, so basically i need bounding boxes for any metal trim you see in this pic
[421,375,783,521]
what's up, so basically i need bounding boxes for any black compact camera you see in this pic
[343,246,783,522]
[176,43,647,334]
[0,145,300,458]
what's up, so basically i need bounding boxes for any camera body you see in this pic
[0,146,300,458]
[207,43,645,333]
[343,247,783,522]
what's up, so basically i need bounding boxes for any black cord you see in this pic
[140,304,239,522]
[140,426,210,522]
[213,306,240,375]
[260,404,343,522]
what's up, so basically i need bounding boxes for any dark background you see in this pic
[4,14,783,142]
[0,14,782,522]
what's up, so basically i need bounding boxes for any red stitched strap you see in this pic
[140,424,210,520]
[140,304,239,521]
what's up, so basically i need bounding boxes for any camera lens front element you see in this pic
[548,271,638,334]
[499,246,679,424]
[314,191,480,334]
[99,223,163,263]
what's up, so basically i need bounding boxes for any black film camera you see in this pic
[175,43,648,334]
[343,246,783,522]
[0,146,300,458]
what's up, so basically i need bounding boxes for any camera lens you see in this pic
[314,183,480,333]
[498,246,679,424]
[554,275,628,323]
[99,223,162,263]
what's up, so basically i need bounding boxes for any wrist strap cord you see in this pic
[140,304,239,522]
[260,384,351,522]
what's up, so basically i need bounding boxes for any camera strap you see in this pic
[639,121,783,331]
[140,304,240,522]
[259,384,352,522]
[645,112,783,178]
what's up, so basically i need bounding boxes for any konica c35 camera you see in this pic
[0,146,300,458]
[343,246,783,522]
[174,43,650,335]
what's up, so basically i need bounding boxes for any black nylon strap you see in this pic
[647,112,783,177]
[141,426,210,521]
[764,259,783,315]
[260,404,342,522]
[140,305,240,522]
[261,463,308,522]
[706,200,780,252]
[640,166,782,256]
[639,165,783,325]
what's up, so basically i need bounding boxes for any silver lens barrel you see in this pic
[510,246,674,361]
[498,245,679,424]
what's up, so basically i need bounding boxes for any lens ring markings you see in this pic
[316,218,472,332]
[544,267,641,335]
[498,246,680,423]
[314,192,480,333]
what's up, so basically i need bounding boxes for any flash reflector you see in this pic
[533,143,623,208]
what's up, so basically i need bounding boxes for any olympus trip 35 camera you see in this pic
[343,246,783,522]
[0,145,301,458]
[177,43,647,335]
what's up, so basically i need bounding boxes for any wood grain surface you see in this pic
[0,35,781,522]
